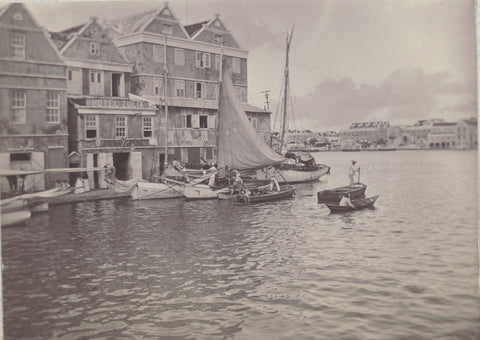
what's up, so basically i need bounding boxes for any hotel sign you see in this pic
[86,98,154,109]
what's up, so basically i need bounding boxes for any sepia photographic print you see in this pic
[0,0,478,338]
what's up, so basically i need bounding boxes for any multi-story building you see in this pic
[108,3,270,169]
[455,117,477,149]
[50,17,159,188]
[0,3,68,193]
[427,121,456,149]
[339,121,390,144]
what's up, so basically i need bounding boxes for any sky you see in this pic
[23,0,477,131]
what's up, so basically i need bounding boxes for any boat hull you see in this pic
[2,210,31,227]
[255,165,330,184]
[326,195,379,213]
[131,181,184,200]
[236,185,296,203]
[317,183,367,204]
[183,184,230,200]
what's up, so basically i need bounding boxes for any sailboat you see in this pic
[179,58,289,200]
[255,29,330,183]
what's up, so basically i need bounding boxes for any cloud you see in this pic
[276,66,476,131]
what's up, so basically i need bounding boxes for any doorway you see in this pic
[113,152,130,180]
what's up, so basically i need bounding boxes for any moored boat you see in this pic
[1,209,31,227]
[326,195,378,213]
[131,180,184,200]
[236,184,296,203]
[317,183,367,204]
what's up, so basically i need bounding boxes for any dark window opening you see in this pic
[112,73,122,97]
[86,129,97,138]
[200,115,208,128]
[185,115,192,128]
[10,153,30,161]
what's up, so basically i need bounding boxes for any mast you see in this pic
[163,35,169,165]
[216,41,225,175]
[280,28,294,154]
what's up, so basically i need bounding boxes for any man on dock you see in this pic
[348,160,360,186]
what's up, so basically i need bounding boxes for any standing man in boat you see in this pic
[348,160,360,186]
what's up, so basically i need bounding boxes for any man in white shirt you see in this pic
[348,160,360,186]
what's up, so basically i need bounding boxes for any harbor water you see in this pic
[2,150,479,339]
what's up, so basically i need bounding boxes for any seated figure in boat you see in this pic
[339,193,354,207]
[230,171,245,194]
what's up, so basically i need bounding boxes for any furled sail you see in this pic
[217,69,285,170]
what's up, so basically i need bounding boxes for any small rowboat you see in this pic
[236,185,296,203]
[317,183,366,204]
[2,210,31,227]
[326,195,378,213]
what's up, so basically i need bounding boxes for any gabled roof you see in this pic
[0,2,64,62]
[189,14,242,49]
[105,3,190,39]
[50,17,129,65]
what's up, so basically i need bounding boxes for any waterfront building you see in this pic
[455,117,477,149]
[339,121,390,145]
[106,3,271,168]
[0,3,68,193]
[50,17,158,188]
[427,121,456,149]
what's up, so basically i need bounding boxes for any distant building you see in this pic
[0,3,68,193]
[339,121,390,144]
[427,122,456,149]
[455,117,477,149]
[50,17,158,187]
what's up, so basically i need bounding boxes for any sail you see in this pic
[217,69,285,170]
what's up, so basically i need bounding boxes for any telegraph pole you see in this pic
[262,89,270,111]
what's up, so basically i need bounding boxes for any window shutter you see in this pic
[207,116,216,129]
[192,115,200,128]
[195,52,202,68]
[204,53,211,68]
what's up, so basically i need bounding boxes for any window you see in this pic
[68,70,72,81]
[115,116,126,138]
[214,34,223,45]
[90,42,99,56]
[175,80,185,97]
[163,24,172,34]
[46,92,60,123]
[154,78,164,96]
[232,58,241,74]
[184,114,192,128]
[12,90,26,123]
[153,45,163,62]
[249,117,258,129]
[199,115,208,129]
[143,117,153,138]
[174,48,185,66]
[195,52,210,68]
[85,116,97,139]
[195,82,204,99]
[12,33,25,59]
[215,55,221,70]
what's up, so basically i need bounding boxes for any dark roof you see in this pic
[49,31,73,50]
[184,21,207,37]
[59,23,85,35]
[433,122,456,126]
[241,103,270,114]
